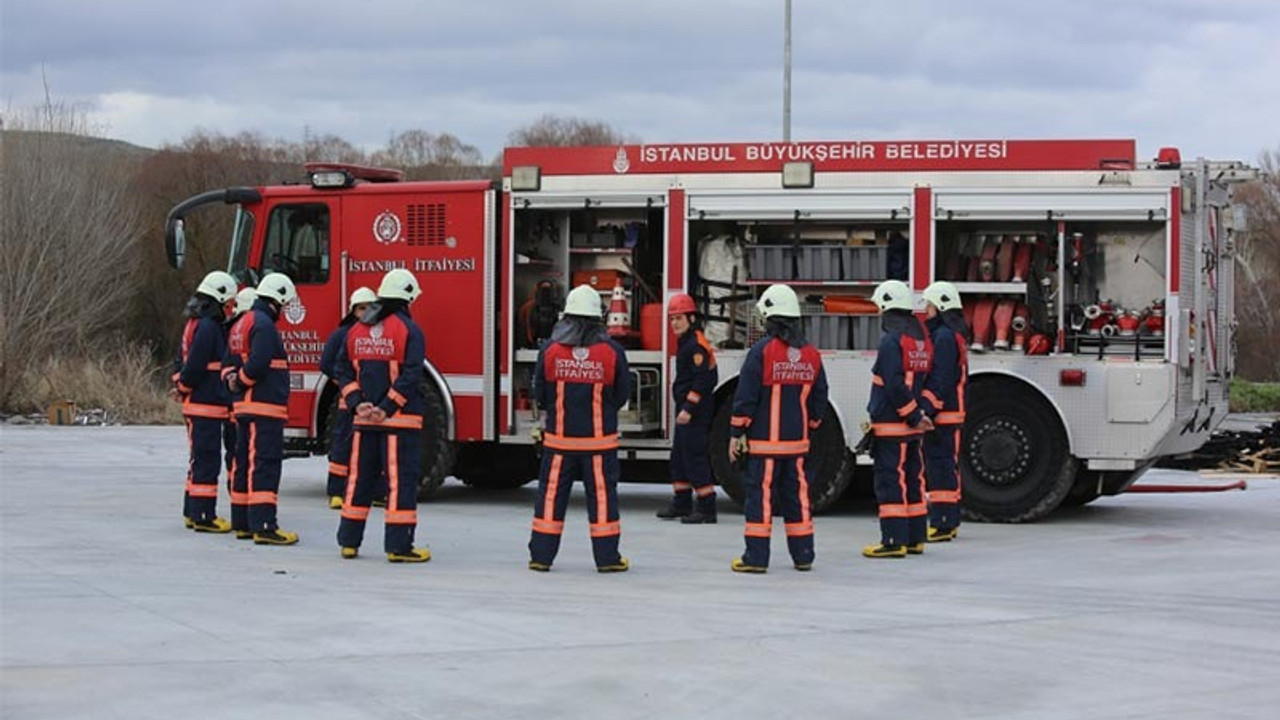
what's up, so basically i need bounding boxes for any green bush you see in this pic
[1230,379,1280,413]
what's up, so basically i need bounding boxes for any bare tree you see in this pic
[507,114,637,147]
[370,129,489,180]
[1233,147,1280,381]
[0,99,144,408]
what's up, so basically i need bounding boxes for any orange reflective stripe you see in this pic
[205,361,221,371]
[590,521,621,537]
[239,371,258,387]
[872,422,921,437]
[385,509,417,525]
[871,374,884,386]
[592,384,604,438]
[342,506,371,521]
[747,439,810,455]
[387,389,407,406]
[186,484,218,498]
[921,389,943,409]
[541,453,563,525]
[769,385,781,442]
[182,402,229,420]
[233,401,289,419]
[879,504,910,518]
[935,411,966,425]
[928,490,961,504]
[355,414,423,430]
[807,420,821,429]
[686,391,702,404]
[389,361,400,383]
[797,456,812,523]
[328,462,348,476]
[554,381,565,436]
[177,381,194,394]
[591,454,609,533]
[221,367,234,379]
[269,359,288,370]
[744,521,772,538]
[897,399,919,417]
[906,502,928,517]
[672,480,692,491]
[694,484,716,498]
[785,520,814,537]
[532,517,564,534]
[344,431,363,508]
[542,433,619,452]
[248,491,277,504]
[386,434,402,520]
[229,491,250,504]
[730,415,752,428]
[341,382,360,398]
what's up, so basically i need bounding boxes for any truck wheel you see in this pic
[1062,470,1104,508]
[710,396,853,514]
[961,379,1076,522]
[415,379,457,501]
[454,443,538,490]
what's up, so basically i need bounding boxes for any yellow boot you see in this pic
[597,557,630,573]
[731,557,767,574]
[328,495,343,510]
[387,548,431,563]
[190,517,233,534]
[862,543,907,558]
[253,529,299,546]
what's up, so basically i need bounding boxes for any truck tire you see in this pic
[961,378,1077,522]
[415,379,457,501]
[1062,470,1104,508]
[453,443,538,490]
[710,395,853,514]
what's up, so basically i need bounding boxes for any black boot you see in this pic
[680,511,717,524]
[656,495,692,519]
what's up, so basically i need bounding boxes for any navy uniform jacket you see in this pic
[223,299,290,420]
[337,309,425,432]
[672,329,718,419]
[730,336,829,457]
[921,315,968,426]
[867,313,933,437]
[534,337,631,453]
[176,315,231,420]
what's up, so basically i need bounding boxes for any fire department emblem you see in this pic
[612,147,630,174]
[370,322,384,339]
[373,210,403,244]
[787,347,801,363]
[572,346,590,361]
[283,297,306,325]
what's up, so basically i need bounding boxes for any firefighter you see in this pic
[656,292,720,523]
[320,286,378,510]
[528,284,632,572]
[728,284,829,573]
[174,270,238,533]
[223,272,299,545]
[921,281,969,542]
[221,288,256,497]
[335,270,432,562]
[863,279,935,558]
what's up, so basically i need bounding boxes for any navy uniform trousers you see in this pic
[924,426,962,531]
[337,429,420,554]
[872,436,928,547]
[741,455,815,568]
[529,450,623,568]
[326,408,353,498]
[230,417,285,534]
[668,417,716,512]
[183,416,225,523]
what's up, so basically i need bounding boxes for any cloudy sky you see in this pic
[3,0,1278,162]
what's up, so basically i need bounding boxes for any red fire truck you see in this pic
[164,138,1255,521]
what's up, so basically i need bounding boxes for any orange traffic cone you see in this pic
[607,280,630,338]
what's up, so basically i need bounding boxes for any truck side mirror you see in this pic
[166,218,186,270]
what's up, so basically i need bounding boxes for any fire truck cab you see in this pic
[165,139,1254,522]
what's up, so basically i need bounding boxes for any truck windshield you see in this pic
[228,207,256,283]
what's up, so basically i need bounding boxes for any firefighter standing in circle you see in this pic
[863,279,935,559]
[656,293,720,524]
[528,284,632,572]
[223,272,299,545]
[319,286,378,510]
[921,281,969,542]
[334,269,432,562]
[220,287,256,496]
[728,284,829,573]
[173,270,238,533]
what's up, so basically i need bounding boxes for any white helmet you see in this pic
[872,279,914,312]
[196,271,238,304]
[348,286,377,312]
[922,281,963,312]
[378,269,421,303]
[233,287,256,316]
[756,284,801,319]
[563,284,603,318]
[256,272,297,305]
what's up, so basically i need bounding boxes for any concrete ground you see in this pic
[2,426,1277,720]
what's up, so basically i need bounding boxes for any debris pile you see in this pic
[1158,420,1280,473]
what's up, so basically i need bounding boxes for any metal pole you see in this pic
[783,0,792,142]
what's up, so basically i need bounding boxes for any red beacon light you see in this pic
[1155,147,1181,169]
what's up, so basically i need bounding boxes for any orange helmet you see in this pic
[668,293,697,316]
